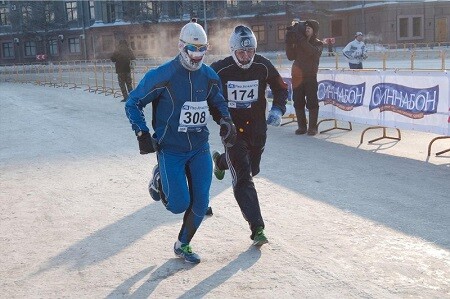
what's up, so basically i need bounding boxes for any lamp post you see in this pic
[203,0,207,34]
[361,0,366,35]
[81,0,87,61]
[14,37,21,63]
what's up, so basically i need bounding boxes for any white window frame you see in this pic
[65,1,78,21]
[397,15,423,41]
[89,0,95,20]
[45,3,55,23]
[24,41,36,57]
[49,39,58,56]
[277,24,286,42]
[252,24,266,43]
[0,7,9,25]
[141,1,153,16]
[2,42,14,58]
[68,37,80,53]
[22,5,32,26]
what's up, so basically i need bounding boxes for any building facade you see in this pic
[0,1,449,65]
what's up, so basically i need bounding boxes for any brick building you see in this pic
[0,1,449,65]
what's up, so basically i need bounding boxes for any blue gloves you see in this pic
[266,107,283,127]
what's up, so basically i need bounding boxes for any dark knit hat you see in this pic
[304,19,319,35]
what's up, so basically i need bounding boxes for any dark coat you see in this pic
[292,37,323,77]
[210,54,288,140]
[111,44,135,73]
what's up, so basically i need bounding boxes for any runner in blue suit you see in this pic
[125,19,236,264]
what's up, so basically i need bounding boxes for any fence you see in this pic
[1,47,448,91]
[273,69,450,157]
[270,48,448,72]
[1,49,448,156]
[0,58,174,98]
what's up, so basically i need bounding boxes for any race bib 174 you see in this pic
[227,80,259,109]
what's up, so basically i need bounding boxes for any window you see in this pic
[105,1,115,23]
[227,0,238,6]
[2,42,14,58]
[24,41,36,56]
[148,34,155,50]
[399,18,408,38]
[89,1,95,19]
[167,2,181,19]
[65,1,77,21]
[68,37,80,53]
[412,17,422,37]
[45,3,55,23]
[129,35,149,51]
[102,35,113,51]
[191,1,200,14]
[398,15,423,40]
[277,24,286,41]
[331,19,342,37]
[251,25,265,43]
[49,39,58,55]
[436,17,447,42]
[22,5,32,26]
[0,7,9,25]
[129,36,136,50]
[141,1,153,16]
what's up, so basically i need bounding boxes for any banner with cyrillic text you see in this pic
[276,70,449,136]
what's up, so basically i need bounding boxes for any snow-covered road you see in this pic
[1,83,449,298]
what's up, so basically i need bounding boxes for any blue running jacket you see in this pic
[125,55,230,152]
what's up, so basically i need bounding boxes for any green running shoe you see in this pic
[252,226,268,246]
[212,150,225,180]
[174,242,201,264]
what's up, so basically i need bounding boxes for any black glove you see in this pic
[219,116,237,148]
[137,131,156,154]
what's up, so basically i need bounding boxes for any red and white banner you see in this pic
[36,54,47,61]
[323,37,335,44]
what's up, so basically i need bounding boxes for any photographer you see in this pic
[285,19,323,136]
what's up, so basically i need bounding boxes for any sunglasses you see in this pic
[181,40,208,52]
[236,48,255,55]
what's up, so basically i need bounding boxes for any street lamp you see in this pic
[203,0,207,34]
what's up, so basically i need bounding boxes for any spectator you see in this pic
[209,25,288,247]
[327,38,334,56]
[124,19,236,264]
[111,40,135,102]
[285,19,323,136]
[342,32,368,69]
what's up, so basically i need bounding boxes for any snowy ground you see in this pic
[0,83,449,298]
